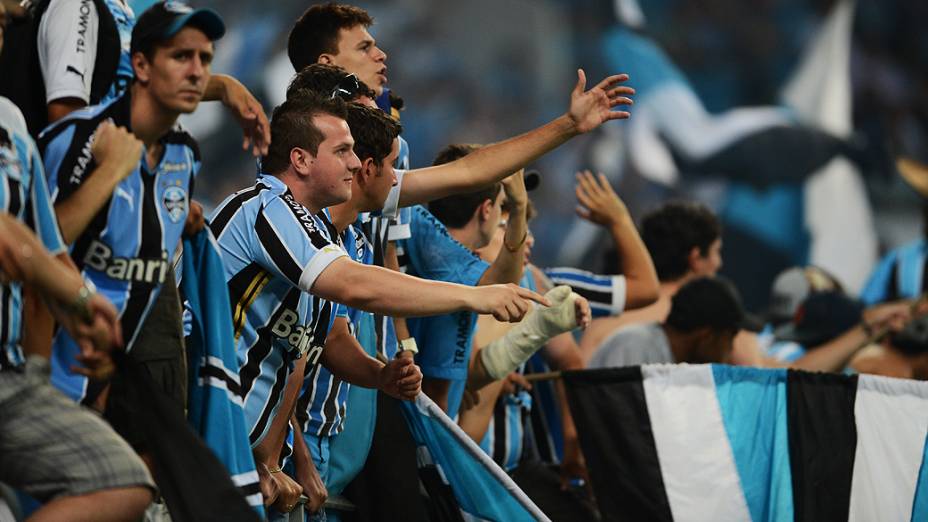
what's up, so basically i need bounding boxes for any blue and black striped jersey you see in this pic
[39,92,199,401]
[209,174,346,446]
[0,98,66,371]
[297,223,373,437]
[543,267,627,318]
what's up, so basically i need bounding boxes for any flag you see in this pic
[181,229,263,516]
[399,394,550,522]
[563,364,928,522]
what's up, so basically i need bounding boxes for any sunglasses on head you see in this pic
[330,74,363,101]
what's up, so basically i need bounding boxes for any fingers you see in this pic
[605,109,631,121]
[509,372,533,390]
[516,285,550,307]
[572,69,587,98]
[576,297,592,329]
[594,73,630,92]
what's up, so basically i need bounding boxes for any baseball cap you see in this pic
[767,266,842,325]
[774,291,863,347]
[131,2,226,56]
[666,277,747,333]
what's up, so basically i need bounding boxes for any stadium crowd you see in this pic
[0,1,925,521]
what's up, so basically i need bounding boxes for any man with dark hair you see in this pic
[579,200,722,358]
[288,4,383,97]
[287,64,377,103]
[590,277,744,367]
[210,92,545,512]
[39,2,225,435]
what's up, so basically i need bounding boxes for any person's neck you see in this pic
[130,84,179,148]
[661,324,690,363]
[661,273,696,297]
[329,198,364,233]
[274,170,325,214]
[447,221,482,251]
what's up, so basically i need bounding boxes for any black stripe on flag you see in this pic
[787,370,858,522]
[563,367,673,522]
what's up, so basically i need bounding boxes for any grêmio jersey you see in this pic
[0,97,66,372]
[209,174,346,446]
[38,91,198,402]
[297,222,374,438]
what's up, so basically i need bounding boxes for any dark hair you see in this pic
[345,103,402,167]
[288,3,374,71]
[641,201,721,281]
[286,64,375,101]
[427,144,502,229]
[666,277,744,334]
[261,92,348,175]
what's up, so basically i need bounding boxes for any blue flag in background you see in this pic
[400,394,549,522]
[181,229,263,516]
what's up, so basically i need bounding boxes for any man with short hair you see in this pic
[579,201,722,358]
[39,2,225,446]
[590,276,744,368]
[210,92,545,512]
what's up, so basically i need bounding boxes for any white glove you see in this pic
[479,285,581,380]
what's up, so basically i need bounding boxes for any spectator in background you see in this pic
[579,201,721,361]
[589,277,744,368]
[852,314,928,380]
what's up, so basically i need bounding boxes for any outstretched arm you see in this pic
[203,74,271,157]
[311,257,548,322]
[398,71,634,207]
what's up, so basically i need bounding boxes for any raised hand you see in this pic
[568,69,634,134]
[575,170,630,228]
[91,120,143,181]
[378,356,423,400]
[215,74,271,157]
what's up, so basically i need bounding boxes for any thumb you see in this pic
[573,68,587,97]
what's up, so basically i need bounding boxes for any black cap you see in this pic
[524,169,541,191]
[131,2,225,56]
[666,277,746,333]
[774,291,863,347]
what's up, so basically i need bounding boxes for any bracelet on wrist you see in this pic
[267,466,283,474]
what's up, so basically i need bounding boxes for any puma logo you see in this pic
[66,65,85,81]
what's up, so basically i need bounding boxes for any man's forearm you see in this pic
[54,163,126,244]
[254,356,307,466]
[478,203,527,286]
[399,116,579,207]
[321,321,384,389]
[790,325,868,372]
[609,216,659,310]
[202,74,232,102]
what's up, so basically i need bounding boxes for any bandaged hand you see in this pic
[480,286,587,380]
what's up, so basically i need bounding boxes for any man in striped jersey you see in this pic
[0,30,154,515]
[38,4,226,458]
[210,93,544,512]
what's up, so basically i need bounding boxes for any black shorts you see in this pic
[105,267,186,451]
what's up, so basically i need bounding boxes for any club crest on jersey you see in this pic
[163,185,188,223]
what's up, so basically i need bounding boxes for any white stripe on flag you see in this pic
[848,375,928,521]
[641,364,752,522]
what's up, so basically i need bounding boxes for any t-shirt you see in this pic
[400,205,490,418]
[0,97,66,372]
[209,174,346,446]
[589,322,675,368]
[38,0,135,105]
[297,223,374,437]
[40,91,199,402]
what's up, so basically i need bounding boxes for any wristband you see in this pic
[398,337,419,355]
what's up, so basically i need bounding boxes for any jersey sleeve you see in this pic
[859,250,897,306]
[402,205,489,285]
[543,267,626,318]
[253,196,347,292]
[25,141,66,254]
[38,0,99,104]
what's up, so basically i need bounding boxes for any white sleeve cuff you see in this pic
[298,245,348,292]
[380,169,406,219]
[612,275,627,314]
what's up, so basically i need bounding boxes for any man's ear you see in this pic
[687,246,704,272]
[131,52,151,84]
[356,157,377,187]
[477,198,493,223]
[317,54,334,65]
[290,147,314,176]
